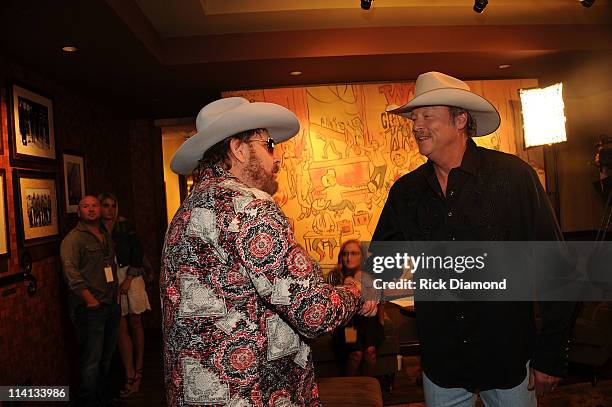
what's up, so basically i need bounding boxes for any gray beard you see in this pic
[244,153,278,195]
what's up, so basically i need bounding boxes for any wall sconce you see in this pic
[473,0,488,13]
[519,83,567,148]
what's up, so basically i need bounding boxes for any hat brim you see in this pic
[171,102,300,175]
[386,88,501,137]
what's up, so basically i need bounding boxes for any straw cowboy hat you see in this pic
[171,97,300,175]
[386,71,500,136]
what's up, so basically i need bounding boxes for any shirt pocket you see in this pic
[84,243,104,260]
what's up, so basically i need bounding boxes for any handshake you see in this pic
[344,270,379,317]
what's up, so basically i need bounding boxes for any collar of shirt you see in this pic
[193,162,232,183]
[422,138,480,176]
[420,138,480,194]
[76,221,104,234]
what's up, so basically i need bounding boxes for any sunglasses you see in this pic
[248,137,275,153]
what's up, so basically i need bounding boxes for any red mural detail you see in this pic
[378,83,415,108]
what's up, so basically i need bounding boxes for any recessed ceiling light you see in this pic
[62,46,79,53]
[473,0,488,13]
[289,70,302,76]
[499,64,511,69]
[580,0,595,8]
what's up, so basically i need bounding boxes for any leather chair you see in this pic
[568,301,612,384]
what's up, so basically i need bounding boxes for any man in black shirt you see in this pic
[372,72,575,406]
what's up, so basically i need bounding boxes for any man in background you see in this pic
[60,195,120,406]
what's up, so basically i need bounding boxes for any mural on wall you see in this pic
[222,79,541,272]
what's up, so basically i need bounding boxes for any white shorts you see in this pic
[118,266,151,316]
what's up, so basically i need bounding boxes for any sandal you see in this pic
[119,376,137,398]
[119,368,143,398]
[132,368,143,393]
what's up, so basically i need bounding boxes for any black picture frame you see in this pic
[12,169,60,248]
[7,81,57,167]
[61,151,86,214]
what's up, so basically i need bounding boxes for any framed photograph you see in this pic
[62,152,86,213]
[0,170,9,257]
[7,82,56,165]
[13,170,59,247]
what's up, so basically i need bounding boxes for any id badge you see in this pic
[344,326,357,344]
[104,265,114,283]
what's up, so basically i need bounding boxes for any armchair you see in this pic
[568,301,612,384]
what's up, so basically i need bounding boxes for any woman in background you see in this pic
[329,239,385,376]
[99,193,151,398]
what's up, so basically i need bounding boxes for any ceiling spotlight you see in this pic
[361,0,373,10]
[62,45,78,53]
[473,0,488,13]
[580,0,595,7]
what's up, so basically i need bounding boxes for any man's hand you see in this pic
[343,276,361,291]
[86,298,101,308]
[81,289,101,308]
[345,271,379,317]
[528,367,561,396]
[358,300,379,317]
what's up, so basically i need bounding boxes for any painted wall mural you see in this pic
[222,79,543,272]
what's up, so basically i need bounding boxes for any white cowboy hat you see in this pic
[171,97,300,175]
[386,71,500,136]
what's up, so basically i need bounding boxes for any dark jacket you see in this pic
[111,219,143,275]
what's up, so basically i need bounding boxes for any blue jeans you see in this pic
[71,302,121,406]
[423,366,537,407]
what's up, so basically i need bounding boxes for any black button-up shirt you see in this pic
[372,139,575,391]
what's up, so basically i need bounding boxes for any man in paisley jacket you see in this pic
[162,97,377,406]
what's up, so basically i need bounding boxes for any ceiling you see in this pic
[0,0,610,118]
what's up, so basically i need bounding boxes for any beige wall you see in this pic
[162,125,195,224]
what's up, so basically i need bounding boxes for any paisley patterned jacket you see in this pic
[161,164,361,406]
